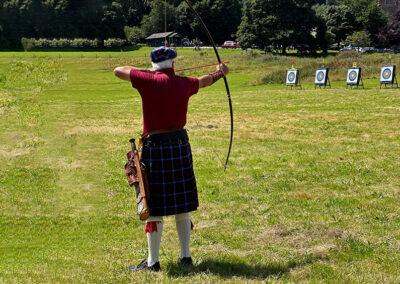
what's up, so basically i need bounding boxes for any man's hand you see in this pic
[217,63,229,76]
[198,63,229,89]
[114,66,134,81]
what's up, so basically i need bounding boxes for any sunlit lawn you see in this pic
[0,48,399,282]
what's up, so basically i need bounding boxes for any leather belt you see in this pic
[142,129,188,147]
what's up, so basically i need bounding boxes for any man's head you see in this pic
[150,46,177,70]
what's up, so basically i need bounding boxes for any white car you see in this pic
[222,41,240,48]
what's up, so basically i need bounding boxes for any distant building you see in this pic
[379,0,399,18]
[145,32,181,47]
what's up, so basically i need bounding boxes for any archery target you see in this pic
[380,66,395,84]
[315,68,328,85]
[286,69,298,85]
[347,68,361,85]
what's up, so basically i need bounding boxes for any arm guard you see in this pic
[209,70,225,85]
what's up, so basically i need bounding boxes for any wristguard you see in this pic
[209,70,225,84]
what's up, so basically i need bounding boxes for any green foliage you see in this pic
[0,0,150,48]
[314,5,357,45]
[0,0,394,51]
[176,0,242,44]
[140,0,178,37]
[377,9,400,47]
[21,38,102,51]
[333,0,388,44]
[103,38,127,48]
[237,0,321,53]
[124,26,144,45]
[361,4,388,43]
[344,31,372,47]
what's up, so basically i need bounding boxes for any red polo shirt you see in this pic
[130,68,199,136]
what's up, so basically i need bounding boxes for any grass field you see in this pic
[1,48,400,283]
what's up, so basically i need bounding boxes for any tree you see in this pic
[140,0,178,37]
[117,0,151,27]
[362,4,388,44]
[378,9,400,47]
[236,0,321,54]
[333,0,388,45]
[124,26,144,45]
[314,4,357,46]
[175,0,242,44]
[344,30,372,46]
[102,1,126,39]
[0,0,150,48]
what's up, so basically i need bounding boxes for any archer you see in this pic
[114,46,229,272]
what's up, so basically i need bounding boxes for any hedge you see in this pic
[21,38,131,51]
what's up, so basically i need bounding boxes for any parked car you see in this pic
[222,41,240,48]
[376,48,393,53]
[359,47,376,53]
[340,45,358,52]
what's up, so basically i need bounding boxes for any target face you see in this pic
[286,69,298,85]
[349,71,357,81]
[382,69,391,79]
[380,66,395,83]
[347,68,361,85]
[315,68,328,85]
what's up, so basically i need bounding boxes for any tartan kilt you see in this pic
[140,136,199,216]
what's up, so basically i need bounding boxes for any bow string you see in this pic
[183,0,234,170]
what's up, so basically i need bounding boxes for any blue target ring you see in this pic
[317,71,325,82]
[288,72,296,83]
[382,68,392,80]
[349,70,357,81]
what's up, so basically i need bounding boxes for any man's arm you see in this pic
[113,66,135,81]
[198,63,229,88]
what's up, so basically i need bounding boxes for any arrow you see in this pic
[176,61,230,72]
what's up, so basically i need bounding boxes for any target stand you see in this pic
[314,68,331,89]
[286,68,302,90]
[346,67,364,89]
[380,65,398,89]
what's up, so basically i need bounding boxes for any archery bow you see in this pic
[183,0,234,170]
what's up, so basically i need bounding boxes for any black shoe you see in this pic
[179,257,193,266]
[128,259,161,272]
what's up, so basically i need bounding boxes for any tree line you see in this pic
[0,0,399,52]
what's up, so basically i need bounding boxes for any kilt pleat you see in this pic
[140,141,198,216]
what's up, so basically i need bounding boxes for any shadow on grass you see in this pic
[166,257,313,280]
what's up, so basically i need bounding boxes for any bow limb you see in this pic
[183,0,234,170]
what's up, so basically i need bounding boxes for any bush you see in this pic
[20,38,102,51]
[344,31,372,47]
[124,26,144,45]
[21,38,35,51]
[104,38,127,48]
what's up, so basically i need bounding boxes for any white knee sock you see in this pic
[146,216,163,266]
[175,213,191,259]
